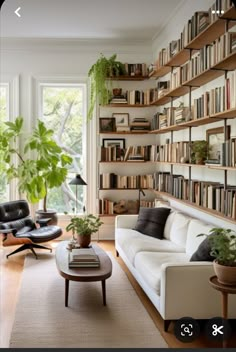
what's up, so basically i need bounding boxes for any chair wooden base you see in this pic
[6,243,52,259]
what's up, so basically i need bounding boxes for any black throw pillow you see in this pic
[190,236,215,262]
[134,207,171,239]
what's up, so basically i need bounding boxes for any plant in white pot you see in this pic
[199,228,236,285]
[0,116,73,224]
[66,214,103,248]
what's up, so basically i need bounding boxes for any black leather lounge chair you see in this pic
[0,200,62,259]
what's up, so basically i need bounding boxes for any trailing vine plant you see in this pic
[87,53,126,120]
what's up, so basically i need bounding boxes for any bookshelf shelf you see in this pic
[99,131,149,135]
[106,75,149,81]
[154,190,236,225]
[99,161,155,164]
[99,188,149,191]
[156,161,236,171]
[105,103,152,107]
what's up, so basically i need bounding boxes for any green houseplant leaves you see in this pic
[87,53,126,120]
[0,116,73,211]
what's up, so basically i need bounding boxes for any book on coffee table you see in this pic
[68,247,100,267]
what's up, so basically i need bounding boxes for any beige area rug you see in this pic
[10,252,168,348]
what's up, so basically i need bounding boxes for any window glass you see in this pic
[0,85,9,202]
[40,84,86,213]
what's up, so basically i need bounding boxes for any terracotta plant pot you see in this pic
[213,260,236,286]
[77,234,91,248]
[112,88,122,96]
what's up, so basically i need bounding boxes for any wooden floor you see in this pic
[1,240,235,348]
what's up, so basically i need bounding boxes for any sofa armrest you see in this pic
[160,262,218,319]
[115,214,139,229]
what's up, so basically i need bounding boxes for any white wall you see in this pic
[1,38,153,239]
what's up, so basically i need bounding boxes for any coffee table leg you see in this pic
[65,279,69,307]
[102,280,106,306]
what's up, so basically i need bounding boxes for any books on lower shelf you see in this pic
[68,247,100,268]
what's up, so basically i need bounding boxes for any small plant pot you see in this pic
[77,234,91,248]
[112,88,122,96]
[213,260,236,286]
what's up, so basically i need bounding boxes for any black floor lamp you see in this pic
[69,174,87,213]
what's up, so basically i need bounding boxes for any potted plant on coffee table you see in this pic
[198,228,236,285]
[66,214,103,248]
[0,116,73,224]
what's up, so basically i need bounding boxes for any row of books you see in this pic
[157,142,190,164]
[68,247,100,268]
[192,71,236,118]
[221,138,236,167]
[153,171,236,220]
[100,173,154,189]
[124,63,148,77]
[150,107,191,131]
[122,145,158,162]
[99,198,155,215]
[109,89,154,105]
[154,0,233,70]
[181,33,236,83]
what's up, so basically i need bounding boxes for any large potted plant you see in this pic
[66,214,103,248]
[0,116,73,224]
[198,228,236,285]
[87,53,126,120]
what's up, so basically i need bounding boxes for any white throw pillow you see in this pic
[186,219,213,256]
[169,212,192,247]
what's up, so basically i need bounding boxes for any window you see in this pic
[39,84,87,213]
[0,84,10,202]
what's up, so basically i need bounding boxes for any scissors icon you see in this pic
[212,324,224,336]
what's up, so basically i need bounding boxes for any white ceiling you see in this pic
[1,0,184,41]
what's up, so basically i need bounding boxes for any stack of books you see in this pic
[130,117,150,132]
[109,92,127,104]
[68,247,100,268]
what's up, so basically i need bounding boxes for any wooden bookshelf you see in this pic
[150,53,236,107]
[150,108,236,134]
[149,66,171,79]
[154,190,236,225]
[185,7,236,50]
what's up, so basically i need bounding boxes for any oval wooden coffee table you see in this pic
[56,241,112,307]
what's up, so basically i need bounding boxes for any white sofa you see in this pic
[115,207,236,331]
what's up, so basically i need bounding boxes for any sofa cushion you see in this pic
[116,228,185,264]
[190,236,215,262]
[185,219,213,256]
[134,207,171,239]
[134,251,190,295]
[169,212,192,247]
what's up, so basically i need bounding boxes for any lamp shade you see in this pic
[69,174,87,186]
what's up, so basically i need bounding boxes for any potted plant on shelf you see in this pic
[87,53,126,120]
[0,116,73,224]
[191,140,209,165]
[198,228,236,285]
[65,214,103,248]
